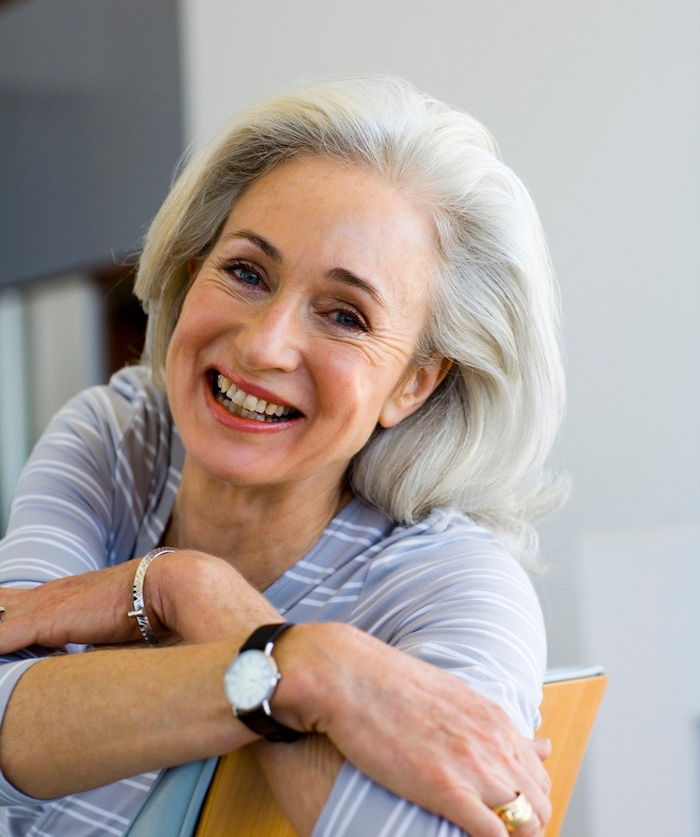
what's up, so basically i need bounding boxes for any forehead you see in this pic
[219,156,438,306]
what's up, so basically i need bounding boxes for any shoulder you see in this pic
[371,507,535,591]
[59,365,169,439]
[34,365,172,469]
[349,503,544,650]
[4,366,177,569]
[365,508,546,735]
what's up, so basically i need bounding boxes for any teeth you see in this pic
[214,374,294,421]
[231,388,246,406]
[242,393,258,412]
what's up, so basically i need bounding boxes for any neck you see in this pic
[163,455,351,591]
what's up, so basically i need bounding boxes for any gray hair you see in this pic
[134,75,567,565]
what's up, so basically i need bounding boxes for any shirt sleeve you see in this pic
[312,517,546,837]
[314,763,467,837]
[0,370,162,806]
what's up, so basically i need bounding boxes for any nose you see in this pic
[233,297,303,373]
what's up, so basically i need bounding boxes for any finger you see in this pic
[509,754,551,823]
[489,747,549,831]
[518,738,553,797]
[463,797,546,837]
[490,792,545,837]
[505,777,551,834]
[483,773,549,831]
[443,792,514,837]
[532,737,551,761]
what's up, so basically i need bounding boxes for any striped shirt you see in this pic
[0,366,546,837]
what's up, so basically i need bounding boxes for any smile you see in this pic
[212,373,302,423]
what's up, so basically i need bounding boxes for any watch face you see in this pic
[224,649,280,712]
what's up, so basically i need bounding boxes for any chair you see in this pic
[537,666,607,837]
[195,668,607,837]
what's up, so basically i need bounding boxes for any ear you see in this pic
[378,357,452,429]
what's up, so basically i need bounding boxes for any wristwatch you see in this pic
[223,623,303,742]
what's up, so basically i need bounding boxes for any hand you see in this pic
[147,549,279,643]
[274,623,552,837]
[0,549,278,653]
[0,562,143,652]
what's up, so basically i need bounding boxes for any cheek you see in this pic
[165,312,210,403]
[313,349,403,423]
[169,298,227,363]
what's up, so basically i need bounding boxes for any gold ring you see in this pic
[492,791,533,833]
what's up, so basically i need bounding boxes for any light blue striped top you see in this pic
[0,366,545,837]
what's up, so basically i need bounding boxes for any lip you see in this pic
[203,372,303,432]
[211,367,301,413]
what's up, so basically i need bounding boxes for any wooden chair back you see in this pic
[196,671,606,837]
[537,671,607,837]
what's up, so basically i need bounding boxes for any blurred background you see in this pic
[1,1,698,834]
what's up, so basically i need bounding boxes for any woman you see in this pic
[0,76,564,837]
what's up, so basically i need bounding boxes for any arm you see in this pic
[0,552,550,837]
[0,375,549,833]
[256,624,551,837]
[0,552,278,797]
[254,517,552,837]
[0,370,232,801]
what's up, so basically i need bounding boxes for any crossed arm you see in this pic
[0,550,551,837]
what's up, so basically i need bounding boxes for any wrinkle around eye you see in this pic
[329,308,369,332]
[216,258,268,289]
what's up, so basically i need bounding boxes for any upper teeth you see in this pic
[216,374,289,418]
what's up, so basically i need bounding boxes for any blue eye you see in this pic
[232,264,262,285]
[332,308,367,331]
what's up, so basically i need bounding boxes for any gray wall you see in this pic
[179,1,699,835]
[0,0,184,524]
[0,0,183,286]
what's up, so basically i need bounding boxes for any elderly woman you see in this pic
[0,76,564,837]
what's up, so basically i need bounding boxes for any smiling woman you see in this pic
[0,76,565,837]
[165,157,446,513]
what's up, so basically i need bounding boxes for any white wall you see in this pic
[179,1,700,835]
[26,275,106,439]
[0,277,105,530]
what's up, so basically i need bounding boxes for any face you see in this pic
[166,156,448,496]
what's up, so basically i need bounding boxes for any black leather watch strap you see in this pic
[240,622,294,654]
[236,623,304,743]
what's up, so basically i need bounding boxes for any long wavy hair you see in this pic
[134,75,568,565]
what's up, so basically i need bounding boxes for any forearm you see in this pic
[0,640,254,799]
[242,622,552,837]
[253,735,343,837]
[0,558,551,835]
[0,549,285,798]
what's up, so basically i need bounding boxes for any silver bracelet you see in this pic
[127,547,175,646]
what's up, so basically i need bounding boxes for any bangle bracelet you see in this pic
[127,547,175,646]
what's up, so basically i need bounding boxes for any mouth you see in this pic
[210,372,303,423]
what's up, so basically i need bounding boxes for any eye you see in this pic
[222,260,265,287]
[330,307,368,332]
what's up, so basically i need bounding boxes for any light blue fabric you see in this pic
[0,367,546,837]
[123,759,217,837]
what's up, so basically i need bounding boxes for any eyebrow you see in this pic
[327,268,389,312]
[222,228,389,311]
[222,229,282,263]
